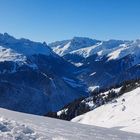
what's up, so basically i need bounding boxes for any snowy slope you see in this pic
[107,40,140,63]
[50,38,126,58]
[50,37,140,90]
[0,33,54,65]
[0,108,140,140]
[50,37,140,64]
[72,87,140,134]
[68,39,123,59]
[0,33,52,56]
[49,37,100,56]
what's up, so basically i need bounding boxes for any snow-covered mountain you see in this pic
[72,86,140,134]
[49,37,129,59]
[0,108,140,140]
[50,37,140,90]
[49,37,100,56]
[0,33,140,139]
[0,33,87,115]
[1,33,140,121]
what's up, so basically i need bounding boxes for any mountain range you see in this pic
[0,33,140,116]
[50,37,140,90]
[0,33,86,115]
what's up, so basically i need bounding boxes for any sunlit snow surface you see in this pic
[72,87,140,134]
[0,33,53,64]
[50,38,140,65]
[0,108,140,139]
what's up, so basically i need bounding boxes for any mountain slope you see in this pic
[72,86,140,134]
[0,33,87,115]
[0,108,140,140]
[50,37,140,90]
[49,37,127,60]
[49,37,100,56]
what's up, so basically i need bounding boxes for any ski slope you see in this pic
[0,108,140,139]
[72,87,140,134]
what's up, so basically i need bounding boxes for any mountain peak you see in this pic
[0,33,54,63]
[3,32,13,37]
[72,36,93,40]
[0,32,16,42]
[71,36,100,43]
[49,37,101,56]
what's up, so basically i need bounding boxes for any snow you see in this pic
[50,37,140,66]
[0,108,140,140]
[0,33,57,73]
[90,72,96,76]
[69,44,101,58]
[72,87,140,134]
[99,87,122,97]
[0,33,53,64]
[70,62,83,67]
[107,41,140,63]
[50,38,126,59]
[0,46,26,63]
[57,108,68,116]
[82,87,122,110]
[88,86,100,92]
[84,99,94,109]
[0,45,39,72]
[53,42,71,56]
[0,117,41,140]
[50,37,100,57]
[107,44,127,60]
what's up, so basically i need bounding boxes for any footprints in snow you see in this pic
[112,98,126,111]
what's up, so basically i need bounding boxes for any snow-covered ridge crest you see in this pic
[0,46,26,63]
[50,37,140,63]
[0,33,53,63]
[49,38,127,58]
[49,37,101,56]
[0,33,57,73]
[107,40,140,62]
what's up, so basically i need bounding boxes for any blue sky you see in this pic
[0,0,140,43]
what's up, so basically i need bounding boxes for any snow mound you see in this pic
[72,87,140,134]
[0,117,44,140]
